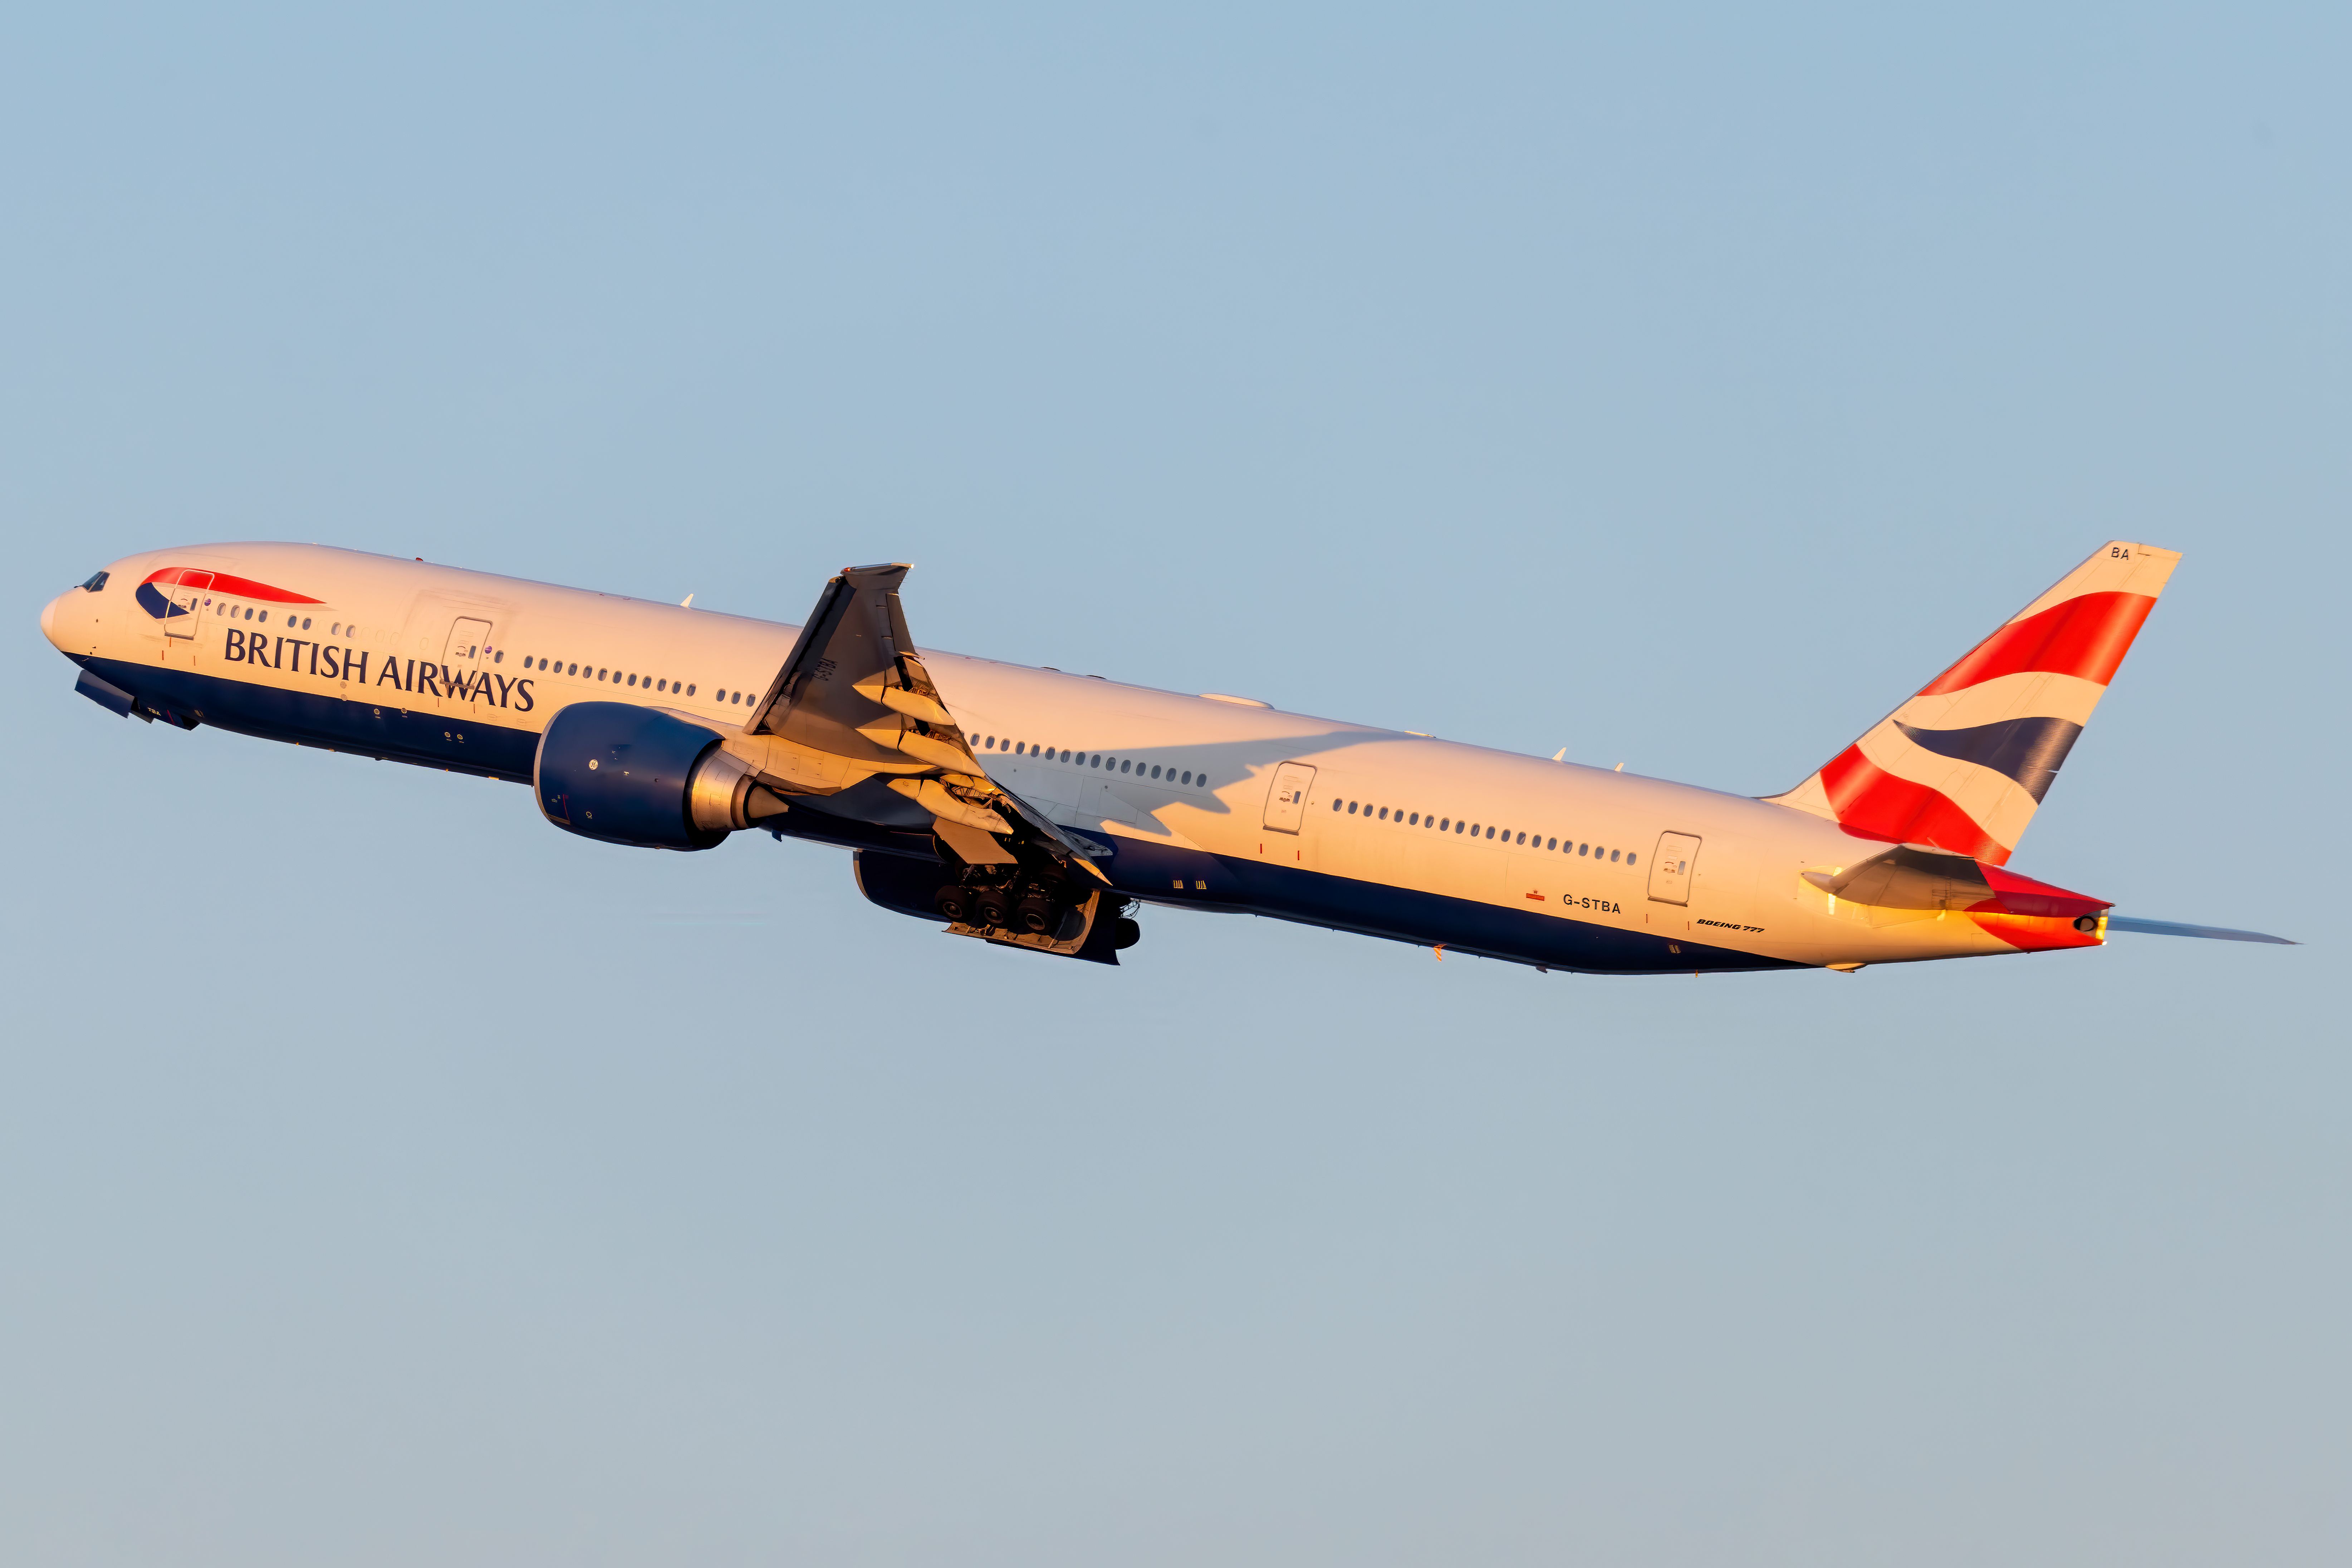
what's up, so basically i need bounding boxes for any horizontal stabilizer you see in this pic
[2106,916,2297,945]
[1803,845,2109,919]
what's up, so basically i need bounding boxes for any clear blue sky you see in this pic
[4,6,2343,1564]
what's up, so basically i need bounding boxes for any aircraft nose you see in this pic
[40,591,62,649]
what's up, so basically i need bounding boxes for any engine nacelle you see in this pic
[534,701,769,851]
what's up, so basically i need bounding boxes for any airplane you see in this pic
[40,538,2290,971]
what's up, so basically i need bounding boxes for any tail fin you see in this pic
[1765,541,2181,865]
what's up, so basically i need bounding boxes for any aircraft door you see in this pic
[442,617,493,699]
[1261,761,1317,833]
[444,617,492,664]
[1648,832,1702,905]
[162,570,213,640]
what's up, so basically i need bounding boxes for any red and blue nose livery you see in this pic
[135,567,323,622]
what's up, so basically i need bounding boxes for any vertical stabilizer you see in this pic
[1765,541,2180,864]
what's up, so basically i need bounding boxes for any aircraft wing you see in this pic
[736,563,1108,880]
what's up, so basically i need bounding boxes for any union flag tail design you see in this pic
[1765,541,2181,865]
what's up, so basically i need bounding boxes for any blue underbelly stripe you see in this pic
[82,656,540,780]
[78,656,1796,974]
[1090,833,1794,975]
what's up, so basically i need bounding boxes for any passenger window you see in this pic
[686,685,695,696]
[301,617,312,630]
[1547,838,1557,851]
[259,612,269,624]
[1150,765,1161,779]
[1626,853,1637,866]
[1609,848,1620,861]
[1334,800,1343,812]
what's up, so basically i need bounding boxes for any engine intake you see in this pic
[535,702,781,850]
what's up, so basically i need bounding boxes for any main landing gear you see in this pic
[936,872,1141,949]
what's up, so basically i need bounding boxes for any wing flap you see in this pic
[727,563,1104,881]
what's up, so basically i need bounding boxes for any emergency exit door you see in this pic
[1648,832,1702,905]
[1261,761,1318,833]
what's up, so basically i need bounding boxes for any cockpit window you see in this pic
[80,571,108,592]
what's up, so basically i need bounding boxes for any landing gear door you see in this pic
[1261,761,1317,833]
[1648,832,1702,905]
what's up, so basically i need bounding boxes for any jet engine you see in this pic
[534,701,782,850]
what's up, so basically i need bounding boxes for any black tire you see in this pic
[974,889,1012,928]
[1016,895,1057,934]
[935,885,971,922]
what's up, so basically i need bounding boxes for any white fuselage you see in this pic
[43,542,2068,973]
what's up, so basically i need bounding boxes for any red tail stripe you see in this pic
[1819,745,2009,864]
[1920,591,2156,696]
[1963,906,2103,951]
[141,567,324,605]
